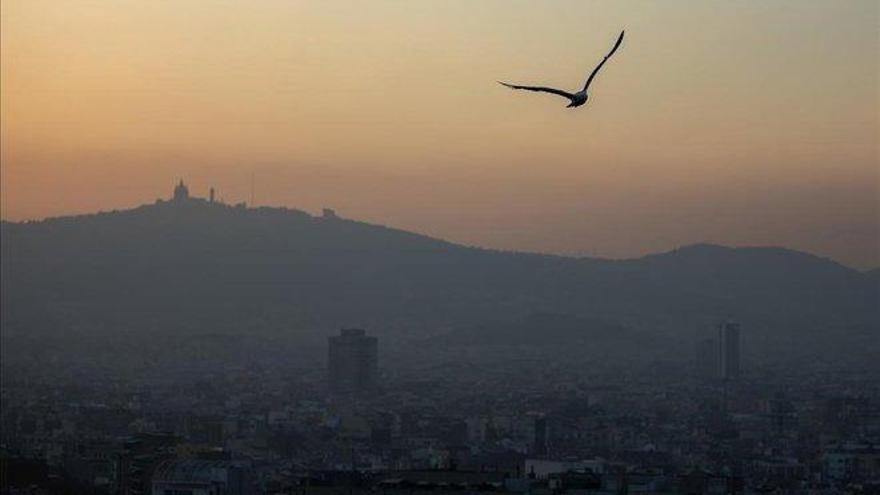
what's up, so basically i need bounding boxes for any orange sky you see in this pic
[2,1,878,268]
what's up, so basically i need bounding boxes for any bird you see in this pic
[499,30,625,109]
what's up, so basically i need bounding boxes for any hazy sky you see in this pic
[2,1,878,268]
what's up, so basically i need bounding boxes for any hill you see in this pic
[2,198,877,357]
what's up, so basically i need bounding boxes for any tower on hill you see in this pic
[173,179,190,202]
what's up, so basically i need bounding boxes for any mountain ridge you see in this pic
[0,202,866,273]
[2,199,876,352]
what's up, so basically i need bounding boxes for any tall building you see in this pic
[533,416,549,457]
[718,321,741,380]
[328,328,378,394]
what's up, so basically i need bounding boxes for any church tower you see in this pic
[173,179,190,201]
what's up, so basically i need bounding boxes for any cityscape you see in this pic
[1,184,878,494]
[2,1,878,494]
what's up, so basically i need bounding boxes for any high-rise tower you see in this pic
[328,328,378,394]
[718,321,741,380]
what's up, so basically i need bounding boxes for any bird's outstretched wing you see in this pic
[498,81,574,100]
[582,30,624,92]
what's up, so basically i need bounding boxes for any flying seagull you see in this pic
[499,30,625,109]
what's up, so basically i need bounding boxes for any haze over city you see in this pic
[2,0,878,268]
[2,1,879,494]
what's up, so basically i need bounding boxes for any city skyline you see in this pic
[2,2,878,492]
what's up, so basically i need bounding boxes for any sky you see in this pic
[2,1,878,268]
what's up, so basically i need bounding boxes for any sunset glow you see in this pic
[2,0,877,267]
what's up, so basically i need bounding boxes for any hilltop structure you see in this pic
[172,180,190,202]
[167,179,223,206]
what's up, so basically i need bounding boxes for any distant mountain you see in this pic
[2,198,877,352]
